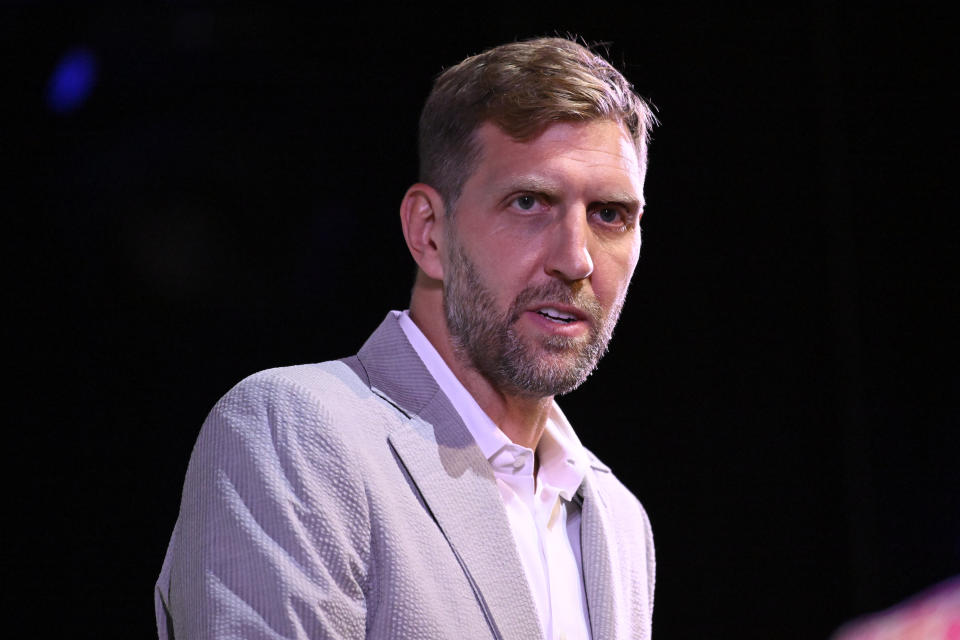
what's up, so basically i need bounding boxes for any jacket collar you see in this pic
[352,313,545,640]
[350,312,623,640]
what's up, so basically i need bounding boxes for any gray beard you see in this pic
[442,240,624,398]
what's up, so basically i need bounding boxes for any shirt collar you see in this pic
[395,310,589,499]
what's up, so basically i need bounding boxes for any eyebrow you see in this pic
[496,176,564,200]
[495,175,644,211]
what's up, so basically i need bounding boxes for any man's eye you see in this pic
[514,195,537,210]
[597,207,621,224]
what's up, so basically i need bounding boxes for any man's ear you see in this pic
[399,182,447,281]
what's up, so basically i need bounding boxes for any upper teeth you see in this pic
[539,308,575,321]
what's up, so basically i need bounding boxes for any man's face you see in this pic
[442,119,645,397]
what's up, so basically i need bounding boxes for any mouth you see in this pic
[532,305,586,325]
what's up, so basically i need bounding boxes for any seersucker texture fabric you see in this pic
[155,312,655,639]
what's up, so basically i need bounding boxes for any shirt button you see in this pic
[512,457,525,472]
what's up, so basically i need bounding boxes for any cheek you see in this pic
[594,250,639,303]
[481,237,542,279]
[469,243,535,303]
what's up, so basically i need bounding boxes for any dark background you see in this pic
[7,3,958,638]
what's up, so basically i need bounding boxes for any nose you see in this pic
[544,209,594,282]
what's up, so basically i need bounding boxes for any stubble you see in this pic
[443,239,625,397]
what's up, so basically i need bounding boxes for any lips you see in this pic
[532,305,587,324]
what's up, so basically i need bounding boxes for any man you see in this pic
[156,37,657,639]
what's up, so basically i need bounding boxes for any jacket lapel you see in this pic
[353,314,544,640]
[579,470,621,639]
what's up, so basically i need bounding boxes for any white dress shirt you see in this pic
[396,310,593,640]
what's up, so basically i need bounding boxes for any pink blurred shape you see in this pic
[833,576,960,640]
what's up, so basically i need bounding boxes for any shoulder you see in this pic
[582,446,655,565]
[181,360,405,536]
[214,361,372,416]
[582,446,651,520]
[208,361,390,437]
[191,361,403,483]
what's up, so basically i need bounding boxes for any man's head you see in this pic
[402,37,654,399]
[418,37,656,211]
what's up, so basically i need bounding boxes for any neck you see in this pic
[409,275,553,451]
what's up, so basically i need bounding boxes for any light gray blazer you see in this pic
[155,313,655,639]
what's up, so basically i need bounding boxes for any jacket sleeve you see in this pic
[158,370,371,639]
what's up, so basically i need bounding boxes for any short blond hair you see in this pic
[419,37,656,210]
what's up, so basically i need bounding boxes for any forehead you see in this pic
[466,119,645,201]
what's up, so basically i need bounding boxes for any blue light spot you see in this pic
[47,48,98,114]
